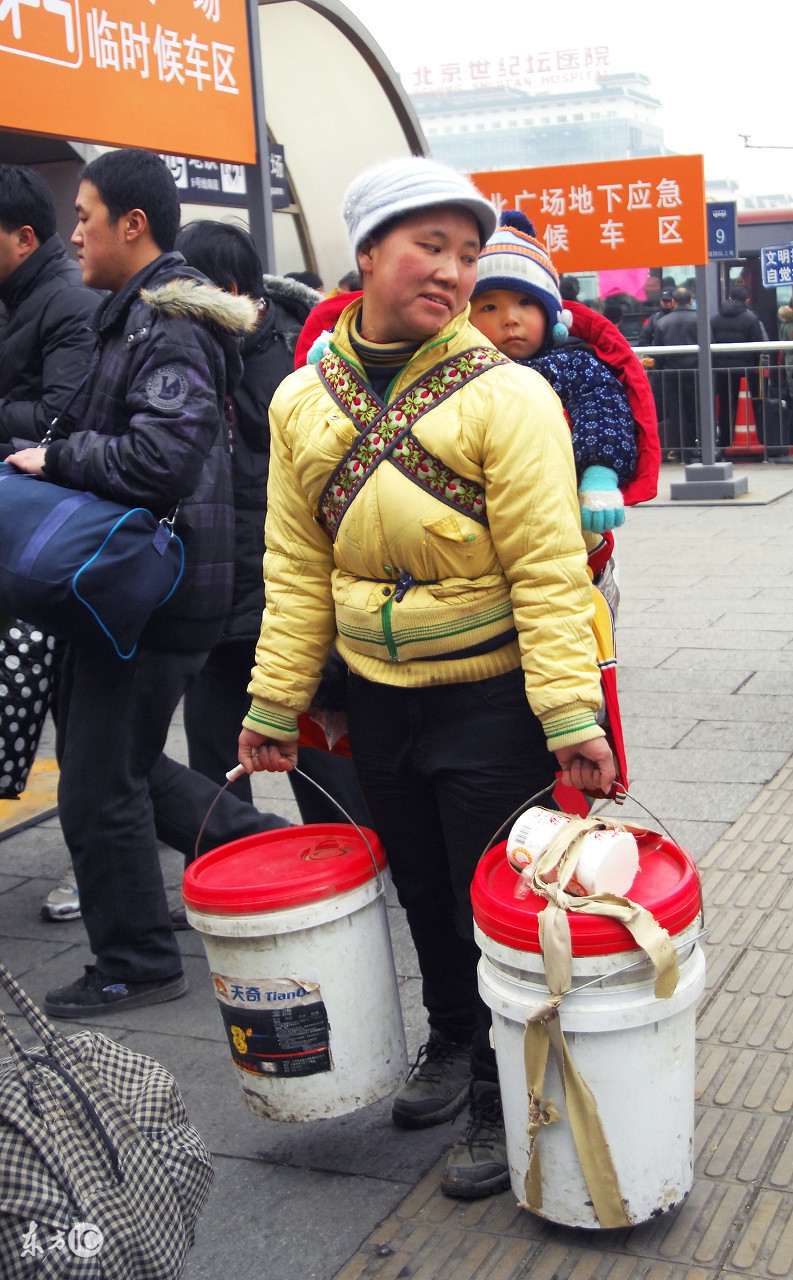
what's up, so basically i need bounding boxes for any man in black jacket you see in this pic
[146,225,369,931]
[7,150,257,1017]
[652,287,699,458]
[640,286,676,344]
[167,222,318,803]
[0,165,99,454]
[711,286,765,444]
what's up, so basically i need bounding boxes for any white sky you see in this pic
[347,0,791,199]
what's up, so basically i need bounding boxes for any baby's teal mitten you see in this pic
[578,465,625,533]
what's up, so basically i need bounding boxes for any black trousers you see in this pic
[56,644,209,983]
[148,753,291,866]
[183,638,256,802]
[661,368,699,452]
[183,636,371,827]
[346,668,555,1083]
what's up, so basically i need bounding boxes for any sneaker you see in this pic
[440,1081,511,1199]
[41,873,81,922]
[44,965,188,1018]
[391,1030,472,1130]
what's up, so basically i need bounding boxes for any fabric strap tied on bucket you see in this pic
[520,815,680,1228]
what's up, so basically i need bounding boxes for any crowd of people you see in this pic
[633,278,786,459]
[12,146,774,1201]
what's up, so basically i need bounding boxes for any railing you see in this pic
[632,341,793,463]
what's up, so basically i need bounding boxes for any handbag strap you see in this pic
[0,1007,123,1208]
[316,347,507,541]
[0,959,61,1054]
[0,1007,45,1090]
[42,366,95,445]
[0,964,127,1185]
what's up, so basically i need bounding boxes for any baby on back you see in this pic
[469,210,637,538]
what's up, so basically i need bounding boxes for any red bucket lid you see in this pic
[471,827,701,955]
[182,823,387,914]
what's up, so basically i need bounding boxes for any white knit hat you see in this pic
[342,156,498,257]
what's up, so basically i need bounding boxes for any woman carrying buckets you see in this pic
[238,156,614,1199]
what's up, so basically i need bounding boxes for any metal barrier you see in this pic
[633,341,793,464]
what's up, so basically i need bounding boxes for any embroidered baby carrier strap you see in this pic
[316,347,508,541]
[522,816,680,1228]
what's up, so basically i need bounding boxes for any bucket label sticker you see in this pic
[211,973,332,1077]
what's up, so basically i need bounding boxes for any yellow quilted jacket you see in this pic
[245,300,603,750]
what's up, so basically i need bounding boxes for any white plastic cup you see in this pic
[506,807,569,872]
[570,827,640,897]
[506,807,639,898]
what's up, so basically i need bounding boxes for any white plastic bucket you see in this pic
[472,829,705,1227]
[183,824,407,1122]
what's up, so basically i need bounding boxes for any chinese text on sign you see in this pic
[470,156,707,272]
[0,0,255,164]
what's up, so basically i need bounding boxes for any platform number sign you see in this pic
[707,203,737,260]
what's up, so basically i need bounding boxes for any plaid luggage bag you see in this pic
[0,962,213,1278]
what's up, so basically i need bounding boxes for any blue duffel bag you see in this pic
[0,463,184,659]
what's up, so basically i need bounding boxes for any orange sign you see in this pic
[470,155,707,271]
[0,0,256,164]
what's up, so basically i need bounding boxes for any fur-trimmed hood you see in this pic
[261,273,321,325]
[141,275,259,334]
[778,305,793,324]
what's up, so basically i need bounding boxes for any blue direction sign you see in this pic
[760,244,793,289]
[707,202,737,260]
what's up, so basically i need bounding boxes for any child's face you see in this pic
[470,289,547,360]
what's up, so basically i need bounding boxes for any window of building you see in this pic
[492,121,502,129]
[460,125,469,132]
[573,113,583,121]
[557,115,567,123]
[591,112,600,119]
[476,123,485,131]
[607,110,616,118]
[541,116,550,124]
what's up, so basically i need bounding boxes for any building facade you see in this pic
[411,73,665,174]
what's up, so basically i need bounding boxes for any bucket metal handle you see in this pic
[480,784,705,933]
[193,763,383,894]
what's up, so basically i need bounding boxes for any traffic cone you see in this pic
[725,377,764,456]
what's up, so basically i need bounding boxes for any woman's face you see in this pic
[357,206,480,343]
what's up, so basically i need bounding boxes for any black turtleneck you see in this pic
[348,310,421,401]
